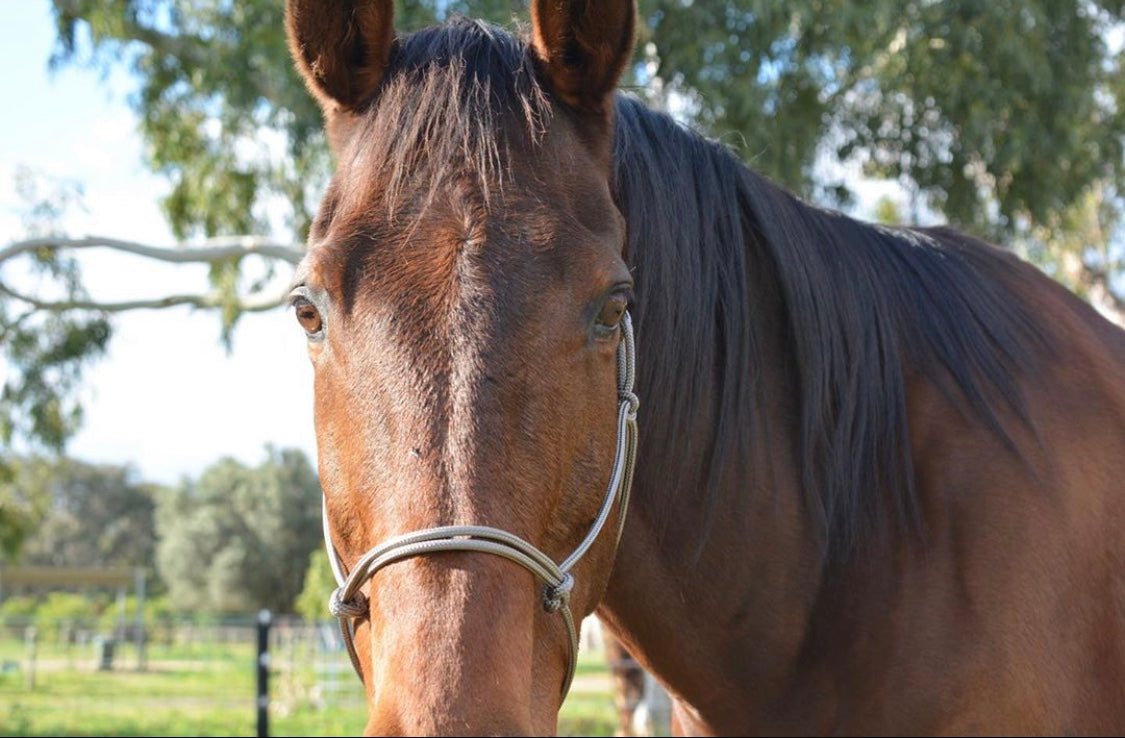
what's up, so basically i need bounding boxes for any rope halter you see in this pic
[322,312,639,701]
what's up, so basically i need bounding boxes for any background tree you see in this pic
[8,455,157,570]
[295,547,336,624]
[0,455,160,639]
[154,446,321,614]
[4,0,1125,544]
[27,0,1123,305]
[0,452,52,561]
[0,171,113,556]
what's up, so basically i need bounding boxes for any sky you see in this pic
[0,2,317,486]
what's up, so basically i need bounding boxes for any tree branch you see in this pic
[0,235,305,266]
[0,282,289,315]
[0,309,36,344]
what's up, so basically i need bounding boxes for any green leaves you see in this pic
[643,0,1125,245]
[9,0,1117,501]
[154,447,322,614]
[0,449,323,616]
[46,0,1124,276]
[839,0,1124,236]
[4,456,156,569]
[0,313,112,451]
[2,173,113,459]
[295,547,335,624]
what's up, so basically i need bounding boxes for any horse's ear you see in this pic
[285,0,394,113]
[530,0,636,113]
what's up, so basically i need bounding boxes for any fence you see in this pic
[0,613,667,736]
[0,613,368,736]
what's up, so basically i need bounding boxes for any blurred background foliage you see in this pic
[1,446,323,619]
[3,0,1125,590]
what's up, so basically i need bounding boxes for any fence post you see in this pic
[257,609,271,738]
[24,626,37,690]
[134,567,147,671]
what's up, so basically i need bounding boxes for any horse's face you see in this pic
[286,1,636,734]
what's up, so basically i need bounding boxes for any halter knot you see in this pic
[329,587,368,619]
[542,573,574,614]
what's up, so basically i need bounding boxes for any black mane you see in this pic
[378,16,1052,561]
[614,94,1050,559]
[352,16,551,219]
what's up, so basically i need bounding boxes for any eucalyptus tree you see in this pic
[4,0,1124,549]
[155,446,321,614]
[12,456,156,569]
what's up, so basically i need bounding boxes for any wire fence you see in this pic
[0,614,366,736]
[0,613,669,736]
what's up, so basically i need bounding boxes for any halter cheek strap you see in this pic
[322,312,639,701]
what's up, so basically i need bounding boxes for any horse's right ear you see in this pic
[286,0,394,114]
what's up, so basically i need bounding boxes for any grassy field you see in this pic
[0,625,618,736]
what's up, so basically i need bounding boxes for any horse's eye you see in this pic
[596,294,628,334]
[293,298,324,336]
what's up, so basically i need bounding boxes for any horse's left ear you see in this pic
[530,0,636,114]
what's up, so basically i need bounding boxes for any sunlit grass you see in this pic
[0,637,616,736]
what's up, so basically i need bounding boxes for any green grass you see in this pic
[0,636,616,736]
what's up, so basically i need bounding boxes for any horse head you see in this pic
[286,1,638,733]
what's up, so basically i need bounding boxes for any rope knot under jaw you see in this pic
[621,390,640,416]
[542,573,575,614]
[329,587,368,619]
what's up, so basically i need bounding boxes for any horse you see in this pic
[283,1,1125,734]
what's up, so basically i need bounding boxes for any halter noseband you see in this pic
[322,312,639,701]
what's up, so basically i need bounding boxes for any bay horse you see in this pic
[284,0,1125,734]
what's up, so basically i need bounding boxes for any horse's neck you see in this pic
[599,216,1125,731]
[598,400,823,725]
[596,228,826,724]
